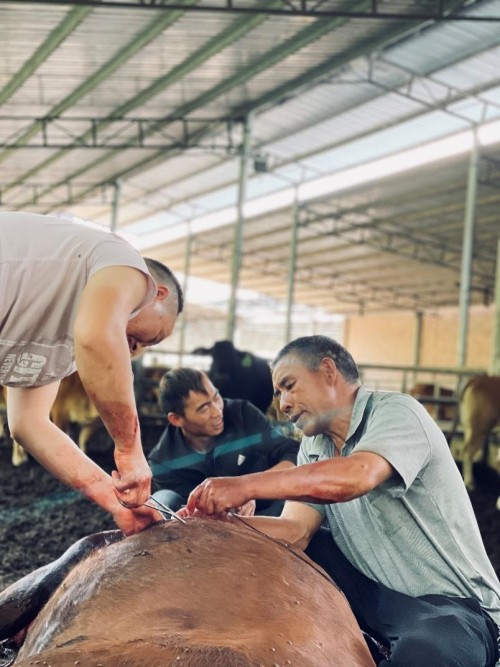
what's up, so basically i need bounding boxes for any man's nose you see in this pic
[279,394,292,415]
[210,401,223,416]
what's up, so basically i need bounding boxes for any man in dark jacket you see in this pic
[148,367,299,516]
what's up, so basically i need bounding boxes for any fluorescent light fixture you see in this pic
[478,118,500,146]
[298,130,473,202]
[128,117,500,253]
[133,207,237,251]
[243,187,296,217]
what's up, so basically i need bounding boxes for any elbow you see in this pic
[9,418,35,449]
[74,324,104,354]
[339,462,381,502]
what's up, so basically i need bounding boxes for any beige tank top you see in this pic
[0,212,155,387]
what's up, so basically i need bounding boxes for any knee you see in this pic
[387,623,490,667]
[387,634,453,667]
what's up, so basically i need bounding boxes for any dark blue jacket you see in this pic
[148,398,299,510]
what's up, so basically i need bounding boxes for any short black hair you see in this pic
[144,257,184,315]
[158,367,208,416]
[271,335,359,384]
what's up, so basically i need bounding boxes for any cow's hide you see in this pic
[7,519,374,666]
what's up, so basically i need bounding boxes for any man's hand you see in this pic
[186,477,250,516]
[112,447,152,508]
[112,502,163,536]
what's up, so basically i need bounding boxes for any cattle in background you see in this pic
[0,388,7,445]
[192,340,273,415]
[132,360,170,418]
[456,375,500,491]
[2,372,102,466]
[409,383,456,422]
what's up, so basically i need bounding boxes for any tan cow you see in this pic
[0,520,375,667]
[408,382,456,422]
[2,372,101,466]
[459,375,500,491]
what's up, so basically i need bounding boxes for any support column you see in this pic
[411,310,423,390]
[110,178,122,231]
[490,239,500,375]
[285,198,299,343]
[456,132,478,367]
[178,233,193,365]
[226,115,251,342]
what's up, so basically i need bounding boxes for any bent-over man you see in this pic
[148,367,299,516]
[186,335,500,667]
[0,212,183,535]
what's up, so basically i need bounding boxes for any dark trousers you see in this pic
[305,528,499,667]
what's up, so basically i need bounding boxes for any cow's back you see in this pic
[16,520,374,667]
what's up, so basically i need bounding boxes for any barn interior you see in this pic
[0,0,499,593]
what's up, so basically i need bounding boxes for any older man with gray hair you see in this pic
[186,335,500,666]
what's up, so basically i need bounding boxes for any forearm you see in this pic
[13,417,119,513]
[266,460,296,473]
[242,457,381,504]
[187,454,393,516]
[74,333,140,454]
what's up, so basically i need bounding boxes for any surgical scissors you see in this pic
[118,495,187,524]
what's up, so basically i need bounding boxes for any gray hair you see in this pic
[271,335,359,384]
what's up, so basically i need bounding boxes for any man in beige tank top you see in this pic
[0,212,183,535]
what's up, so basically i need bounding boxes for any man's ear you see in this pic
[167,412,182,427]
[155,284,170,302]
[321,357,337,383]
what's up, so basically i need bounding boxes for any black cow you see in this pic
[192,340,273,414]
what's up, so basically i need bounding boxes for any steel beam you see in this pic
[226,115,250,342]
[457,131,479,366]
[178,233,193,363]
[0,0,491,22]
[285,198,299,343]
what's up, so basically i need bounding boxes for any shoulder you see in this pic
[148,424,180,460]
[369,390,434,422]
[223,398,268,427]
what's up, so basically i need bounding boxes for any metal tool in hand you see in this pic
[119,495,187,524]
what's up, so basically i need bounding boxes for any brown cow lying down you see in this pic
[0,519,375,667]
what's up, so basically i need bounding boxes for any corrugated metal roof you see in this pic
[0,0,499,321]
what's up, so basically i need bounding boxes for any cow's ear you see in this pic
[192,346,211,355]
